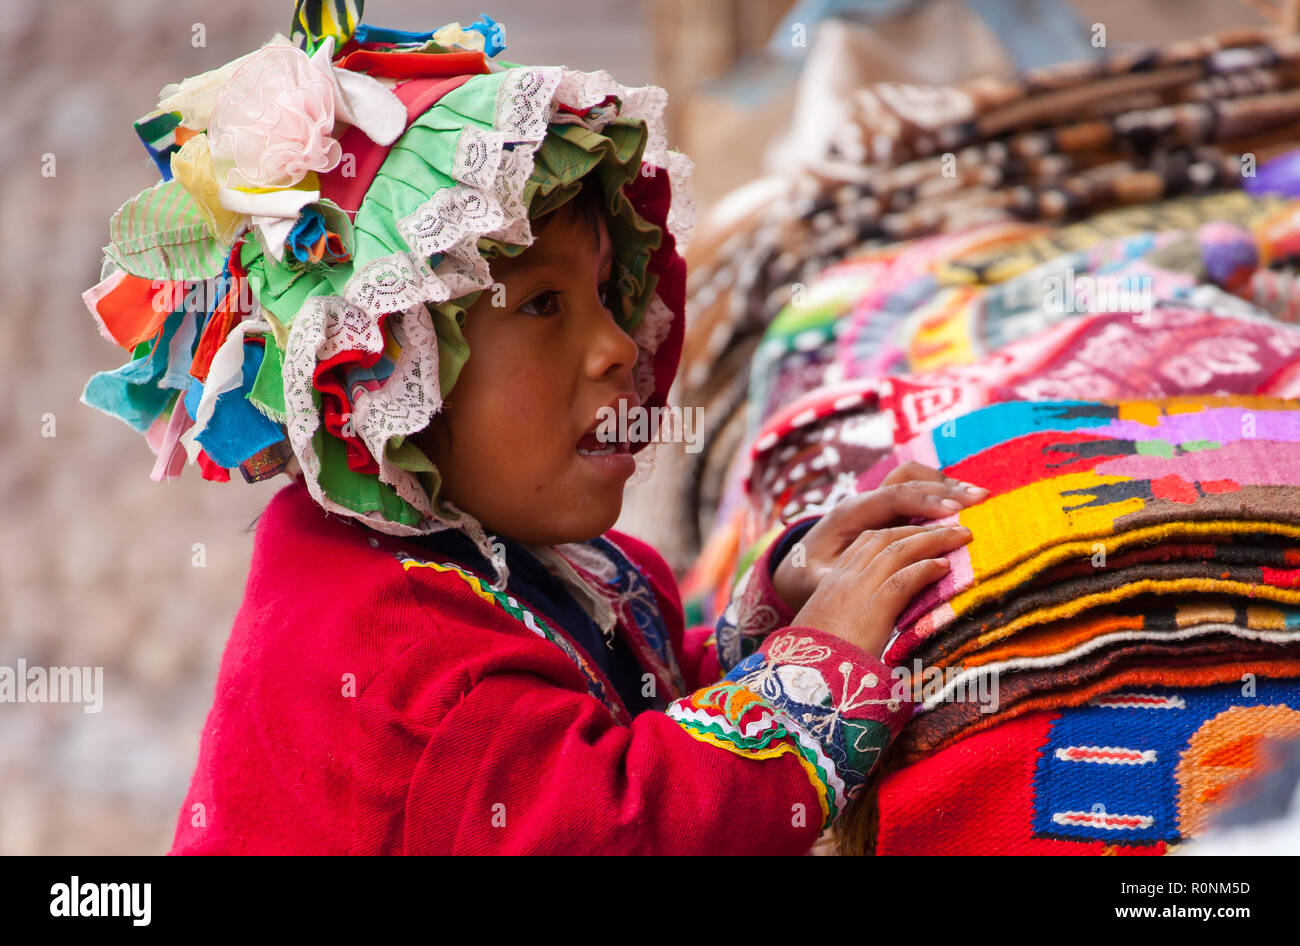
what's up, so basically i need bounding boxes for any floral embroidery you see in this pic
[668,629,909,831]
[668,676,845,827]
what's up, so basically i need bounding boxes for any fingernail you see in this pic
[961,483,989,496]
[951,525,972,535]
[940,498,963,511]
[931,557,951,568]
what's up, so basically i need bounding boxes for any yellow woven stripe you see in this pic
[957,470,1146,581]
[400,558,498,606]
[948,518,1300,620]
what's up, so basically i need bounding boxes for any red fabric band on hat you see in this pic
[622,163,686,424]
[334,49,489,80]
[319,73,480,214]
[311,313,391,475]
[556,96,616,117]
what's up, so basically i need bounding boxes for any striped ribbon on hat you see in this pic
[290,0,364,54]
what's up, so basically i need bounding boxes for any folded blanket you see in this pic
[962,597,1300,666]
[916,558,1300,663]
[876,398,1300,656]
[810,394,1300,853]
[833,30,1300,168]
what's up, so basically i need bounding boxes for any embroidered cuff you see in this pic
[666,626,912,830]
[714,515,819,672]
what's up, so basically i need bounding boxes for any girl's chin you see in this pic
[532,507,624,546]
[560,487,627,543]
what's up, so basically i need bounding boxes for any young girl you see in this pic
[83,5,984,854]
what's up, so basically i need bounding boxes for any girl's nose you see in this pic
[585,293,640,381]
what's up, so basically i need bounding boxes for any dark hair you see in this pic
[532,179,607,249]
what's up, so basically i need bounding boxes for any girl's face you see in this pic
[413,200,642,545]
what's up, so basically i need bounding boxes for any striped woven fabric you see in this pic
[290,0,364,53]
[882,397,1300,662]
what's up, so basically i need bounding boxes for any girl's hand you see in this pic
[771,461,988,615]
[791,522,974,658]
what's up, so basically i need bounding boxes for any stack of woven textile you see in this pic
[671,25,1300,580]
[850,394,1300,854]
[683,187,1300,633]
[673,28,1300,854]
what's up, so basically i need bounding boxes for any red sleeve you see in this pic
[372,538,911,854]
[403,662,824,854]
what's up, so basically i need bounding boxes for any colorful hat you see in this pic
[82,0,693,538]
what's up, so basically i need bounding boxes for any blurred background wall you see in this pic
[0,0,1283,854]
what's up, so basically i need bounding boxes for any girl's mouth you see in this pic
[575,429,635,477]
[576,429,629,457]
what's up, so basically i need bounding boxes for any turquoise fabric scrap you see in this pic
[183,342,287,467]
[81,307,186,432]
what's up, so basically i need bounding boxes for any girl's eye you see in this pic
[519,290,561,317]
[518,280,615,317]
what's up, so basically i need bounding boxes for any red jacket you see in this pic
[169,481,911,854]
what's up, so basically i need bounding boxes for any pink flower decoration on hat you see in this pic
[208,43,342,189]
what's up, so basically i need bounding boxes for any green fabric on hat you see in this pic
[313,426,425,526]
[478,118,662,331]
[237,72,509,328]
[247,335,287,423]
[430,293,473,396]
[349,75,508,265]
[384,434,450,518]
[386,435,437,472]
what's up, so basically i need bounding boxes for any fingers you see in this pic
[791,523,972,658]
[854,523,971,577]
[830,480,987,534]
[853,526,971,654]
[867,558,954,630]
[881,461,954,487]
[839,523,936,563]
[881,461,989,500]
[857,519,972,571]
